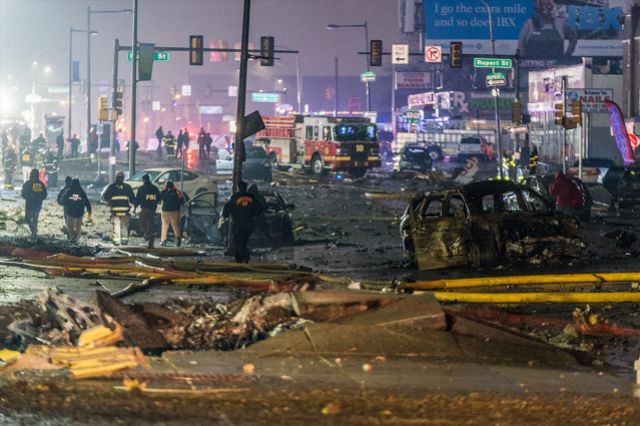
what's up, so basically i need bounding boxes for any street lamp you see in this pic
[31,47,66,137]
[69,28,98,139]
[327,22,370,111]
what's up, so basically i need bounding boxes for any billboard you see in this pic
[566,89,613,113]
[424,0,630,64]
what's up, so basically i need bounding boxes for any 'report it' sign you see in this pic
[395,72,432,89]
[566,89,613,113]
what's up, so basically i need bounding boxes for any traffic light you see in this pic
[554,102,565,126]
[97,96,109,121]
[570,100,582,125]
[325,87,332,100]
[450,41,462,68]
[260,36,275,66]
[205,84,211,97]
[189,35,204,66]
[511,100,521,124]
[114,91,123,118]
[171,101,177,112]
[370,40,383,67]
[170,84,176,97]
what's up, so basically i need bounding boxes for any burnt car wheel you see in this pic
[427,146,444,161]
[470,237,497,267]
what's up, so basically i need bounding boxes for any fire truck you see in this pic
[254,116,381,177]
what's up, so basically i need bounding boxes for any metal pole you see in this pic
[87,7,92,155]
[391,64,396,142]
[232,0,251,193]
[129,0,138,177]
[334,57,338,116]
[68,28,73,138]
[295,54,301,114]
[562,76,567,174]
[364,21,370,112]
[480,0,503,179]
[110,39,119,183]
[181,148,185,193]
[514,49,520,179]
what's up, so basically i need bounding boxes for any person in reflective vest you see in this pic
[103,170,135,245]
[4,146,17,190]
[20,147,34,184]
[529,145,539,176]
[164,131,176,160]
[43,150,59,187]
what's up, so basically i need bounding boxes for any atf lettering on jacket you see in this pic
[31,183,44,192]
[236,196,253,207]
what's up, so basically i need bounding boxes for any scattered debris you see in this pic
[321,402,341,415]
[604,230,638,249]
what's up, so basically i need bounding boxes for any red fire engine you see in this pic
[254,116,381,177]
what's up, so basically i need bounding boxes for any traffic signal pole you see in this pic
[129,0,138,177]
[110,38,119,183]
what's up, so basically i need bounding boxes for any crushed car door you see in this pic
[410,193,470,270]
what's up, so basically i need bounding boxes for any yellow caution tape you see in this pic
[434,291,640,304]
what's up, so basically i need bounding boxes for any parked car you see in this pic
[523,174,593,222]
[392,145,433,173]
[216,146,272,182]
[217,190,295,246]
[568,158,618,185]
[399,181,580,271]
[603,165,640,209]
[101,167,218,202]
[458,136,487,163]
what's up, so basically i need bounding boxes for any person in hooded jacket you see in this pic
[133,174,160,248]
[222,180,262,263]
[63,179,91,242]
[159,180,185,247]
[21,168,47,238]
[57,176,73,226]
[549,170,583,214]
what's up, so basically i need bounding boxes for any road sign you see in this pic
[486,78,506,87]
[406,109,420,123]
[251,93,279,102]
[474,58,512,68]
[26,94,41,103]
[424,46,442,63]
[361,71,376,82]
[152,101,161,111]
[509,125,529,134]
[486,72,505,81]
[228,86,238,97]
[126,51,170,62]
[48,87,69,94]
[182,85,191,96]
[392,44,409,64]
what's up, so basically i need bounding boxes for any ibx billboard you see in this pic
[425,0,629,66]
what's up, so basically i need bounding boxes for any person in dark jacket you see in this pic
[205,133,214,158]
[57,176,73,226]
[103,170,135,245]
[183,128,190,151]
[56,131,65,159]
[155,126,164,154]
[21,168,47,238]
[176,130,184,159]
[69,135,80,158]
[159,180,185,247]
[197,128,206,160]
[133,174,160,248]
[247,184,271,243]
[222,180,262,263]
[63,178,91,243]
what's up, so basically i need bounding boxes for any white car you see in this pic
[102,167,218,202]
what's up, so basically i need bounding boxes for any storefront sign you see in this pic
[396,72,432,89]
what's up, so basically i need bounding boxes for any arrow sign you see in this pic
[392,44,409,64]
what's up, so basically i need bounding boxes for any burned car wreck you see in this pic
[400,181,583,271]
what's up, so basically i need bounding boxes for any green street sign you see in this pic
[126,51,170,62]
[486,72,506,80]
[474,58,512,68]
[360,71,376,82]
[406,109,420,124]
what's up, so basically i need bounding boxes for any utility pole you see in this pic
[87,7,92,153]
[232,0,252,193]
[129,0,138,177]
[68,29,73,137]
[562,76,567,174]
[334,57,339,116]
[514,49,520,181]
[110,39,119,183]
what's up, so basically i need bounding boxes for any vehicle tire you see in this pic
[470,237,497,267]
[269,153,280,170]
[311,155,324,178]
[350,167,367,178]
[427,146,444,161]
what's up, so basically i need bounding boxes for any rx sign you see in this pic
[424,46,442,63]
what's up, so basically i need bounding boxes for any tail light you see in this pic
[568,170,577,175]
[586,168,601,176]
